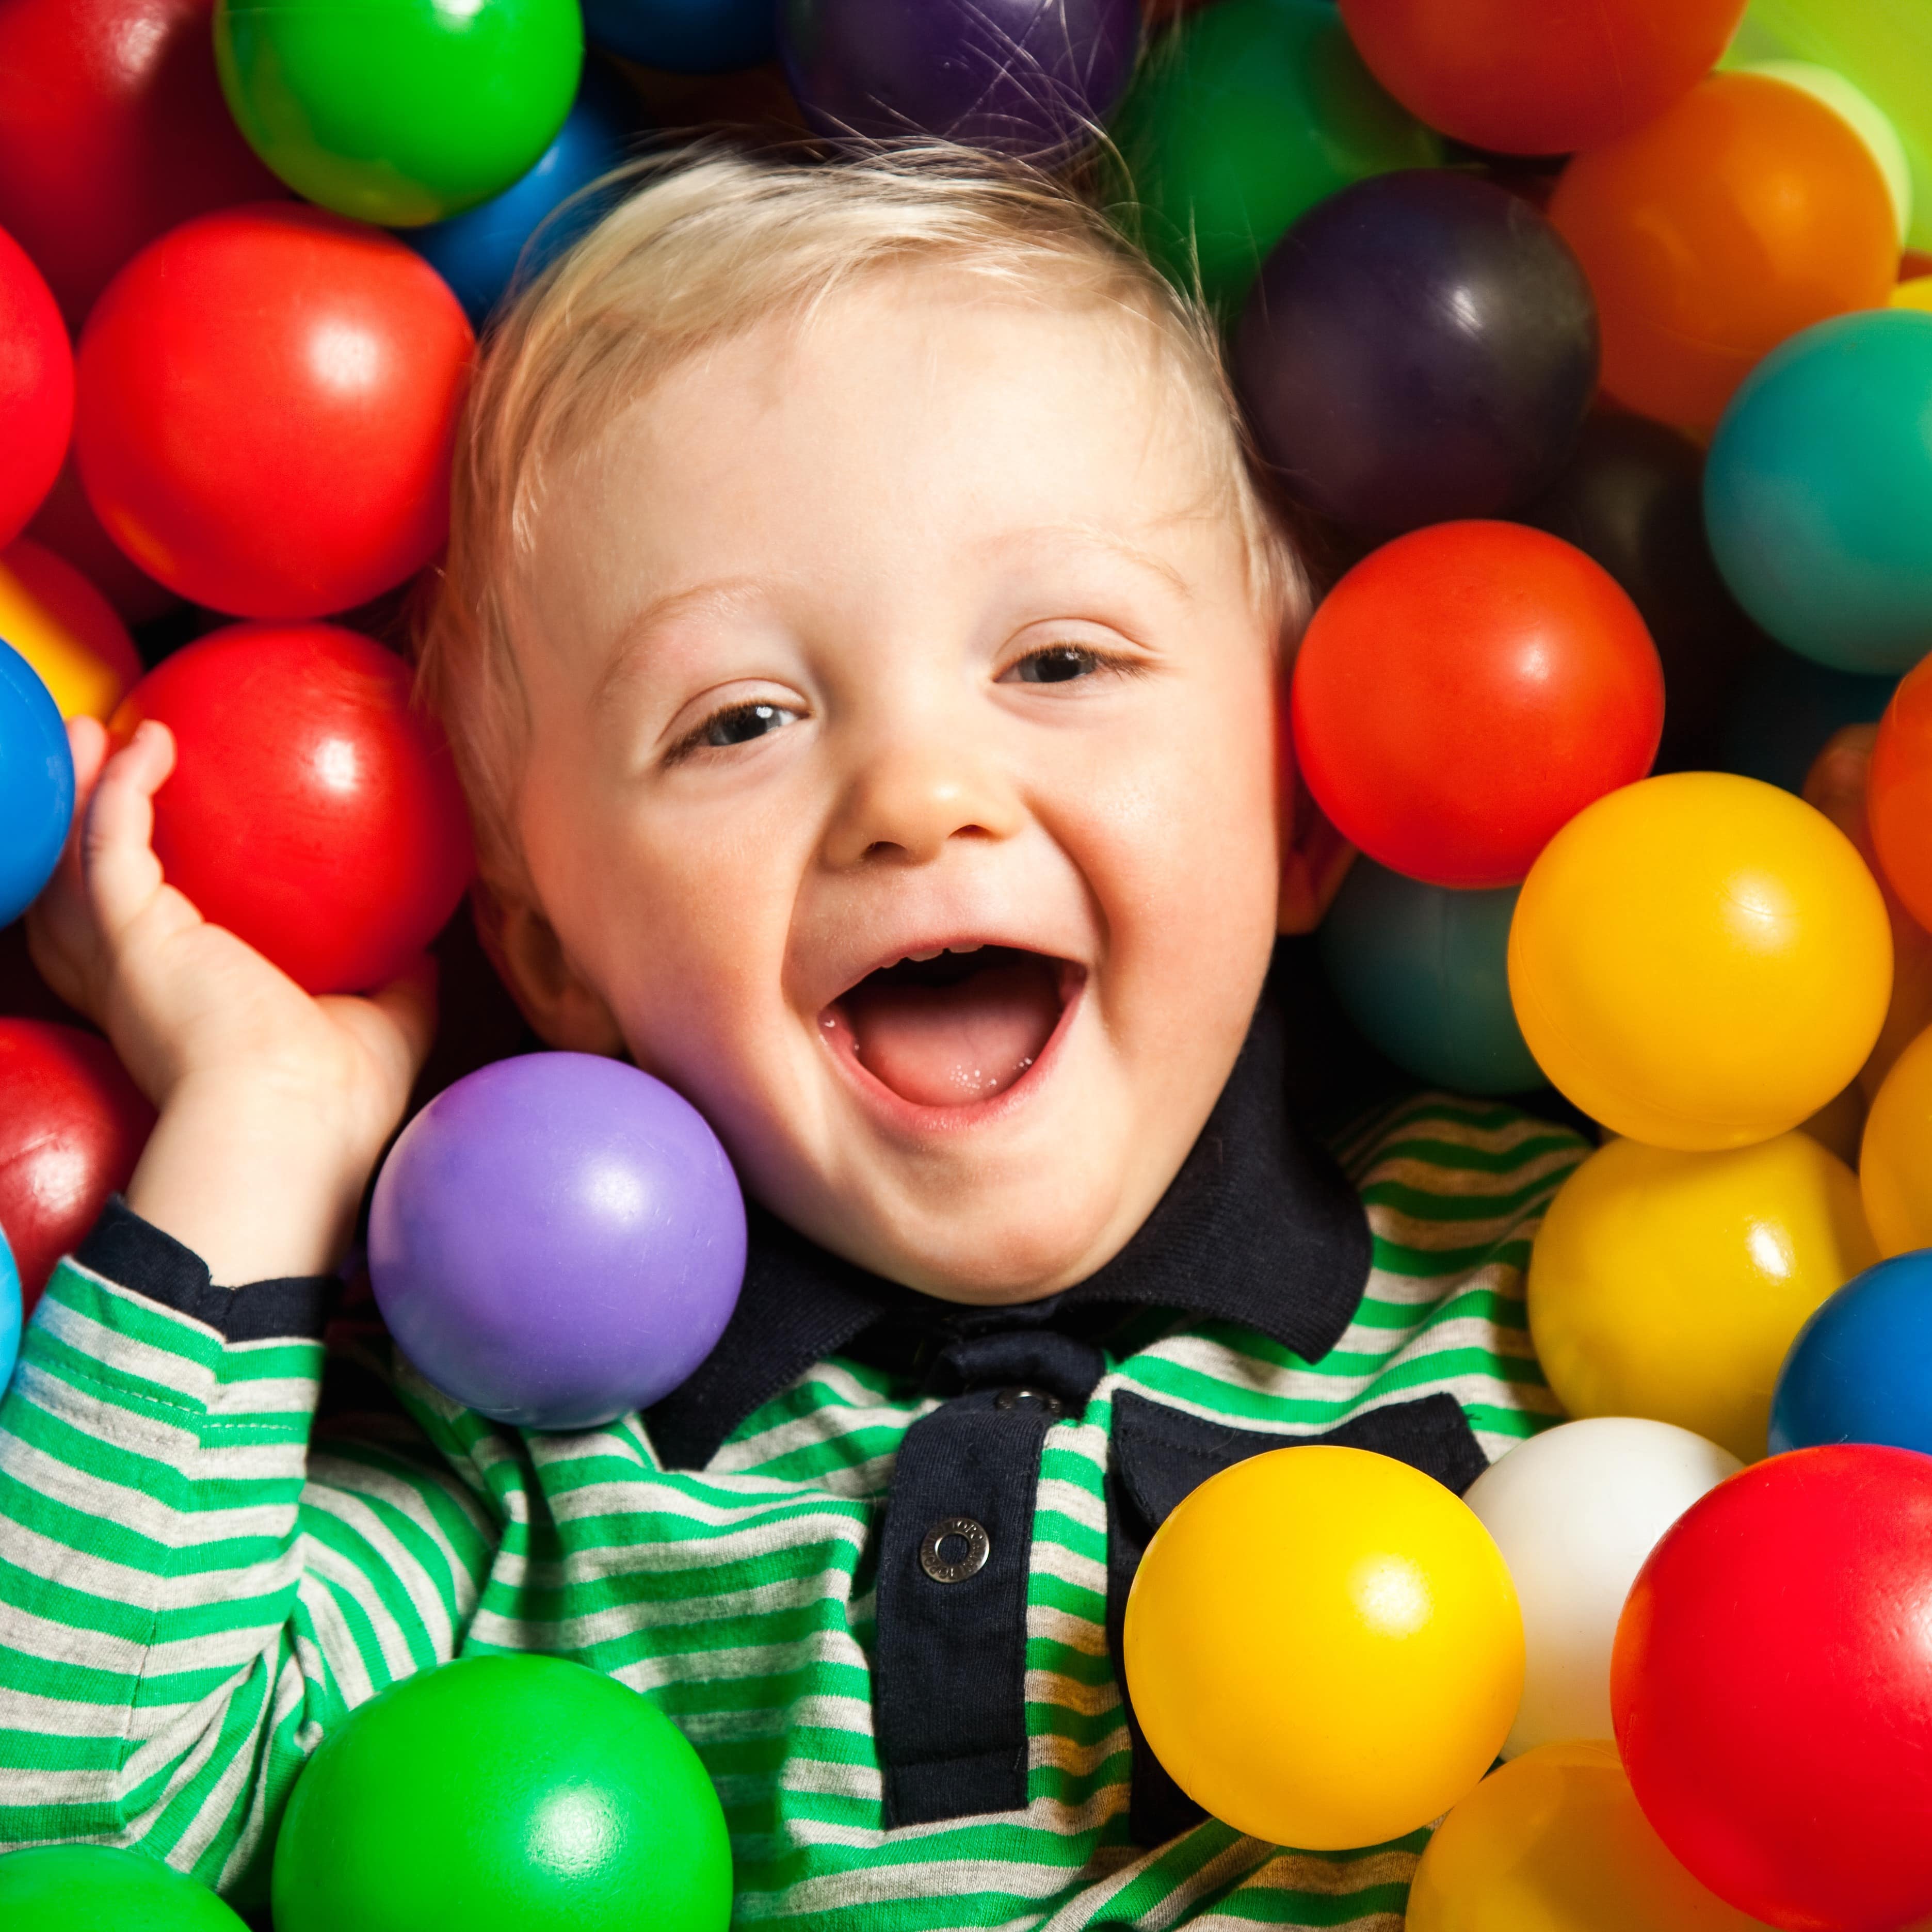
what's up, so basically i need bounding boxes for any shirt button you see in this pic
[920,1516,991,1584]
[995,1387,1063,1415]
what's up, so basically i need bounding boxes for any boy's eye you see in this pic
[1006,645,1103,685]
[680,700,801,758]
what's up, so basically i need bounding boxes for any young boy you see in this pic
[2,151,1583,1926]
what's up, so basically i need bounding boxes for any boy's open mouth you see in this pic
[820,945,1081,1109]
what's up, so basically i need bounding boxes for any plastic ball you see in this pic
[1106,0,1439,316]
[0,1020,155,1312]
[1705,310,1932,676]
[778,0,1141,157]
[368,1053,747,1430]
[0,1225,18,1395]
[1337,0,1747,157]
[0,0,283,330]
[271,1655,733,1932]
[1895,273,1932,312]
[1293,522,1662,889]
[1718,650,1898,797]
[1527,1132,1878,1463]
[1549,74,1898,433]
[0,1845,248,1930]
[0,638,74,930]
[1859,1021,1932,1257]
[1613,1444,1932,1931]
[1742,60,1913,246]
[1867,630,1932,935]
[1236,172,1598,535]
[1463,1420,1742,1759]
[75,205,473,621]
[26,458,179,629]
[0,539,143,722]
[1319,861,1541,1095]
[0,224,72,552]
[215,0,582,228]
[1771,1251,1932,1457]
[112,624,472,995]
[582,0,775,72]
[1508,772,1892,1150]
[1516,414,1760,769]
[403,67,642,324]
[1122,1444,1523,1850]
[1408,1741,1775,1932]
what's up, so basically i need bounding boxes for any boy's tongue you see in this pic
[840,955,1062,1107]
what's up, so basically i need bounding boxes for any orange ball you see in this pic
[1550,73,1898,431]
[1871,653,1932,935]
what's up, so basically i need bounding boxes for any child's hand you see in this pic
[26,716,438,1284]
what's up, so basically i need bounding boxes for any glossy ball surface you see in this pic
[582,0,774,72]
[271,1655,733,1932]
[1508,772,1892,1149]
[0,225,72,551]
[0,639,74,929]
[0,1021,155,1312]
[1872,653,1932,926]
[0,539,143,722]
[779,0,1140,157]
[1527,1132,1878,1463]
[1408,1740,1776,1932]
[1123,1445,1523,1850]
[1463,1419,1741,1758]
[1549,74,1898,432]
[1772,1250,1932,1456]
[215,0,583,227]
[1236,171,1598,535]
[368,1053,747,1430]
[1858,1021,1932,1257]
[1107,0,1438,316]
[1706,310,1932,677]
[0,1845,247,1929]
[1293,522,1661,888]
[75,205,473,620]
[1613,1444,1932,1931]
[114,625,473,995]
[1319,862,1540,1095]
[1338,0,1747,156]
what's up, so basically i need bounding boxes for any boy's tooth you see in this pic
[909,948,943,962]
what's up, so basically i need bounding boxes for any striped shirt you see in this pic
[0,1078,1584,1928]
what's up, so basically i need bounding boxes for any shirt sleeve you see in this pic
[0,1201,502,1905]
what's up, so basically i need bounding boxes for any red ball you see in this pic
[74,205,474,620]
[1336,0,1747,156]
[0,1020,154,1313]
[0,0,282,330]
[114,624,474,995]
[1290,521,1663,888]
[0,223,73,550]
[1613,1445,1932,1932]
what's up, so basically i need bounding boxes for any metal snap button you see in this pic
[920,1516,991,1584]
[995,1387,1063,1415]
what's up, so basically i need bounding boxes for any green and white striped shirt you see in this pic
[0,1086,1583,1928]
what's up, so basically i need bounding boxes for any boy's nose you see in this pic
[823,740,1025,868]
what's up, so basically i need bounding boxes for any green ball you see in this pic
[0,1845,249,1929]
[1107,0,1441,317]
[215,0,584,227]
[271,1655,732,1932]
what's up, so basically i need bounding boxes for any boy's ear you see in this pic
[1278,769,1357,936]
[470,882,627,1056]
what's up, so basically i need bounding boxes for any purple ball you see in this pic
[779,0,1141,156]
[368,1054,747,1432]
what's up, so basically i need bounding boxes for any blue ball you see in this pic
[581,0,775,73]
[1705,309,1932,675]
[1770,1251,1932,1457]
[0,638,73,928]
[403,67,645,324]
[1717,648,1898,797]
[1318,858,1543,1096]
[0,1223,18,1396]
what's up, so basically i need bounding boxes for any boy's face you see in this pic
[505,272,1319,1303]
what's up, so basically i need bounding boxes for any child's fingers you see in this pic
[329,954,441,1091]
[79,721,178,935]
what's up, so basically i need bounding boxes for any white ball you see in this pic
[1464,1417,1742,1758]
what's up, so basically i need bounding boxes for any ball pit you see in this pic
[0,1844,248,1929]
[0,538,143,722]
[0,639,74,931]
[1123,1444,1523,1850]
[1772,1250,1932,1456]
[0,224,72,552]
[75,205,474,620]
[1858,1020,1932,1257]
[271,1655,733,1932]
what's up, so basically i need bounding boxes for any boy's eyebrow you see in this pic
[976,523,1195,600]
[594,575,770,704]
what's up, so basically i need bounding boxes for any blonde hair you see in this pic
[417,144,1309,899]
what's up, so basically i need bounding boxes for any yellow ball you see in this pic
[1122,1445,1523,1850]
[0,538,143,722]
[1891,274,1932,312]
[1860,1019,1932,1255]
[1528,1133,1878,1462]
[1407,1740,1775,1931]
[1508,772,1892,1150]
